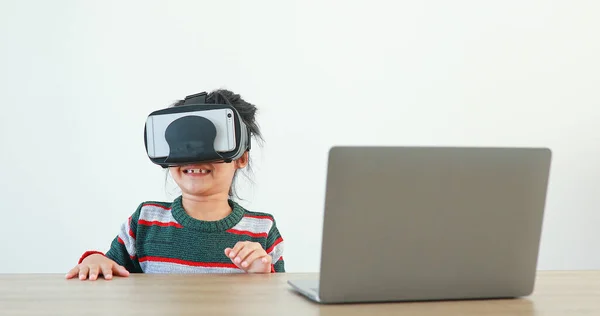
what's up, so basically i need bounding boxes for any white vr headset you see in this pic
[144,91,251,167]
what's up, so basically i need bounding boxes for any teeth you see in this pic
[184,169,209,174]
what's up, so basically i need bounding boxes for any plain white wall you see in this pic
[0,0,599,273]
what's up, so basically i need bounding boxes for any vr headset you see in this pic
[144,91,251,167]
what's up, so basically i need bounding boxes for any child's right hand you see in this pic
[65,254,130,281]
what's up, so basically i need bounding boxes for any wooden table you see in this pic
[1,271,599,315]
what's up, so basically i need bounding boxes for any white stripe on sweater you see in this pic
[138,205,180,225]
[229,216,274,235]
[117,217,136,257]
[269,240,284,262]
[140,261,244,274]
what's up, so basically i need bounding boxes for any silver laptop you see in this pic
[288,146,552,304]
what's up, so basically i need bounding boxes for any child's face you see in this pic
[169,152,249,198]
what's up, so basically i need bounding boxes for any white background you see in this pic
[0,0,598,273]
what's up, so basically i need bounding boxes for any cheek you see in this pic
[168,168,183,183]
[214,164,237,180]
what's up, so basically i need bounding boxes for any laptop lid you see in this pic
[317,146,552,303]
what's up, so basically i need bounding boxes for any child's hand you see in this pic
[65,254,130,281]
[225,241,272,273]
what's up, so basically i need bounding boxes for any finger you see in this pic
[228,242,248,259]
[224,248,232,257]
[241,249,267,268]
[235,244,261,265]
[88,265,100,281]
[65,266,80,279]
[113,265,130,277]
[261,254,272,265]
[100,264,113,280]
[78,266,90,280]
[231,242,247,258]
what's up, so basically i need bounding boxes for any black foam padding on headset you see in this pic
[163,115,222,164]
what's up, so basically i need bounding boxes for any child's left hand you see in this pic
[225,241,272,273]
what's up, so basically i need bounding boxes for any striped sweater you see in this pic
[82,195,284,273]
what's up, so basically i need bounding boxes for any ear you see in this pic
[234,151,249,169]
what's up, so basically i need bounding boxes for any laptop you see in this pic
[288,146,552,304]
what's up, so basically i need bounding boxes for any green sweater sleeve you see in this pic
[266,219,285,273]
[104,204,143,273]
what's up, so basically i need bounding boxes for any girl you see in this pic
[66,89,284,280]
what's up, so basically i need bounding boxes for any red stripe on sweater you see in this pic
[138,219,183,228]
[128,216,135,238]
[138,256,239,269]
[266,237,283,254]
[143,203,171,210]
[117,237,124,244]
[226,229,268,238]
[243,214,273,221]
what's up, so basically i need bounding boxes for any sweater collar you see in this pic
[170,195,245,232]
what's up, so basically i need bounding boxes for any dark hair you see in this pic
[168,89,263,200]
